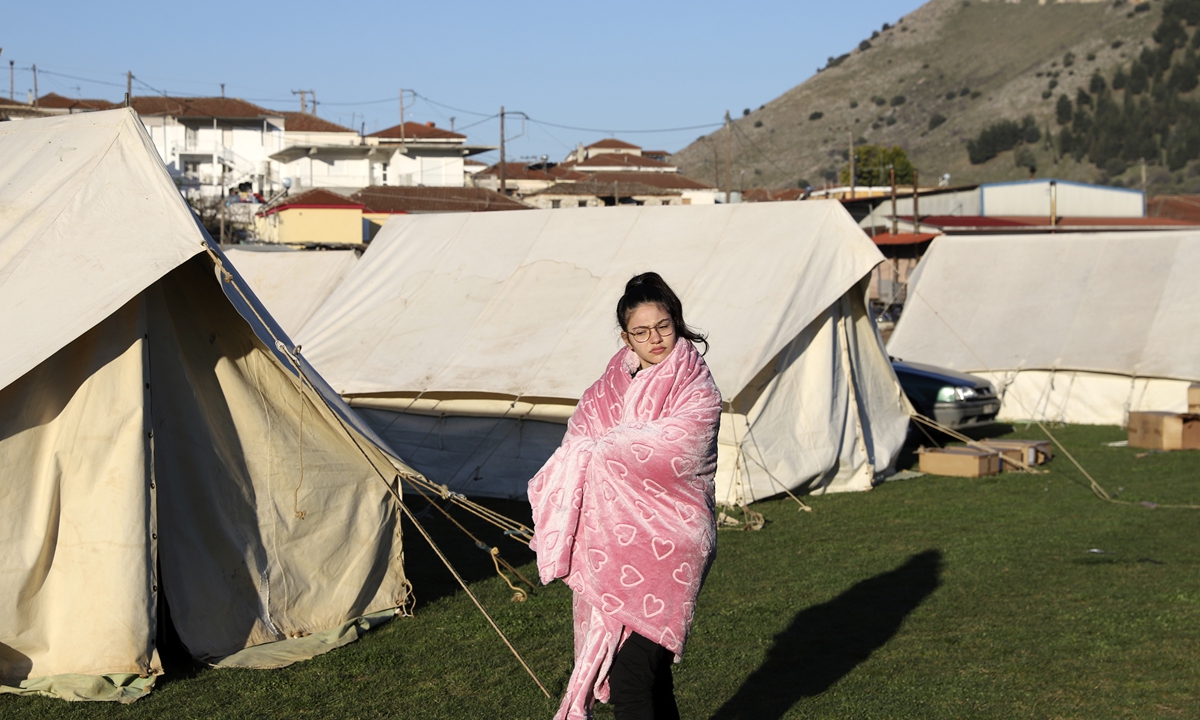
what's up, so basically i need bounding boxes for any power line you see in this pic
[527,117,723,134]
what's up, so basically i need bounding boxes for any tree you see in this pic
[1089,70,1107,95]
[839,144,915,186]
[1056,95,1073,125]
[1129,61,1149,94]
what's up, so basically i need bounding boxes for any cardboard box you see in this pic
[1189,383,1200,414]
[1128,411,1200,451]
[918,446,1001,477]
[980,439,1054,469]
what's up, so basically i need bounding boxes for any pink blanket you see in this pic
[529,340,721,720]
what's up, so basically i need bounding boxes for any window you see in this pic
[551,200,561,209]
[578,200,587,207]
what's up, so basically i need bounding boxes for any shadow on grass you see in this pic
[710,549,943,720]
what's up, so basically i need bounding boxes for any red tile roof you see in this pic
[1147,195,1200,223]
[368,121,465,141]
[476,162,555,181]
[352,186,529,213]
[263,188,364,216]
[280,112,355,133]
[130,96,276,119]
[586,138,640,150]
[586,171,714,191]
[871,232,940,246]
[568,153,676,170]
[533,180,680,197]
[548,165,589,181]
[35,93,117,110]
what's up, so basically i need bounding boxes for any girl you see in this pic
[529,272,721,720]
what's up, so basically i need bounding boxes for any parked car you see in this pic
[890,359,1000,430]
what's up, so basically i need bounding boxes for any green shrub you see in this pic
[966,115,1038,164]
[808,111,824,121]
[1063,52,1075,68]
[945,90,957,100]
[1056,94,1073,125]
[872,96,887,106]
[890,95,907,106]
[929,114,947,131]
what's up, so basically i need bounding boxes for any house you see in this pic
[362,122,495,187]
[0,97,46,121]
[32,93,117,114]
[254,188,366,246]
[477,138,721,206]
[131,96,286,199]
[523,179,682,209]
[268,113,380,191]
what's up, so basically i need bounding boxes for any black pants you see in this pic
[609,631,680,720]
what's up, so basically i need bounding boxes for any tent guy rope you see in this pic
[203,244,551,697]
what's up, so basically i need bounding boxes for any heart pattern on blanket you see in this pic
[602,482,616,501]
[672,562,693,585]
[631,443,654,462]
[652,537,675,560]
[635,501,657,521]
[671,457,691,477]
[643,593,665,618]
[601,594,624,615]
[660,627,678,649]
[642,478,667,497]
[675,501,697,524]
[548,488,564,508]
[588,548,608,571]
[613,524,637,546]
[606,459,629,479]
[619,565,645,587]
[661,425,688,442]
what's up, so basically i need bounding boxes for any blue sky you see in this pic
[3,1,926,163]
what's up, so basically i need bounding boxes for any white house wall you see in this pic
[980,180,1144,217]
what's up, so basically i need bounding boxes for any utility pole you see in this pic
[499,105,507,195]
[724,111,732,204]
[292,90,308,113]
[10,60,14,101]
[125,71,132,106]
[219,163,227,244]
[309,90,317,115]
[1140,158,1147,196]
[913,169,920,235]
[399,89,406,143]
[31,64,37,107]
[848,131,856,199]
[890,167,898,236]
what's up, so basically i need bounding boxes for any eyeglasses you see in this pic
[626,319,675,343]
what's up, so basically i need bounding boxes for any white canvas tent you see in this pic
[298,202,912,505]
[221,247,358,337]
[0,109,414,702]
[888,232,1200,425]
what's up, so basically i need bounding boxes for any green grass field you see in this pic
[6,424,1198,719]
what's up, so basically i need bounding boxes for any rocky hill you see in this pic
[673,0,1173,191]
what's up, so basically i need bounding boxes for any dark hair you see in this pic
[616,272,708,354]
